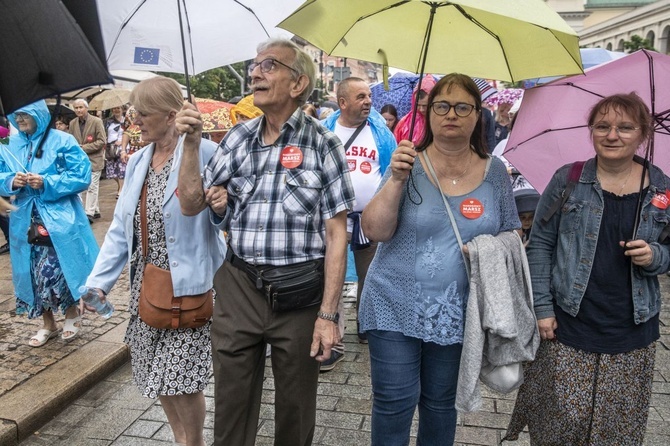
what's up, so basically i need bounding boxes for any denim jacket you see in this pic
[529,157,670,324]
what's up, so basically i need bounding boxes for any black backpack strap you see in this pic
[540,161,585,225]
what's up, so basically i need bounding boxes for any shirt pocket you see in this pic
[558,200,584,234]
[282,169,323,216]
[228,175,256,217]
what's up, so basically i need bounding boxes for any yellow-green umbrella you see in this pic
[279,0,582,83]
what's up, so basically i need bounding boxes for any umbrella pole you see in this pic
[632,51,656,241]
[177,0,193,102]
[408,4,437,143]
[631,145,651,242]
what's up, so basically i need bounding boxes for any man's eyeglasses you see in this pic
[431,101,476,117]
[248,58,300,77]
[590,123,640,138]
[14,112,29,121]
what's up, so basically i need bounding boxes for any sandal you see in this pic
[62,316,81,341]
[29,328,59,348]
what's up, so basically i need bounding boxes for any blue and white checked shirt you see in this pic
[204,109,355,266]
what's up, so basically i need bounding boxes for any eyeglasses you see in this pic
[14,112,29,121]
[590,123,640,137]
[248,58,300,77]
[431,101,476,117]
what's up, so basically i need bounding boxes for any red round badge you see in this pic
[37,225,49,237]
[280,146,303,169]
[651,193,669,209]
[360,161,372,174]
[86,135,93,142]
[460,198,484,219]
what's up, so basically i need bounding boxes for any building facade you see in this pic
[578,0,670,53]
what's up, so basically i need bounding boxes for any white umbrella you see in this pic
[97,0,302,78]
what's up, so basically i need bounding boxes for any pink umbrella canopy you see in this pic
[504,49,670,193]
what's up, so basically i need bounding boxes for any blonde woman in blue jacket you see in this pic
[0,100,98,347]
[85,77,225,446]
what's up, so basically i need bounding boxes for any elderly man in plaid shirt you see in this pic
[176,38,355,446]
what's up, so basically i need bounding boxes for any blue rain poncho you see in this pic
[0,100,99,307]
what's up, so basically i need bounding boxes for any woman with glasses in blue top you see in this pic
[360,73,520,445]
[505,93,670,444]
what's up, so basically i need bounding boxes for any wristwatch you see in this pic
[317,311,339,323]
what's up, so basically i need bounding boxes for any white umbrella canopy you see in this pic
[97,0,303,76]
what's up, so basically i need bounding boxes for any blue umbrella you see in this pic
[523,48,626,88]
[371,73,497,118]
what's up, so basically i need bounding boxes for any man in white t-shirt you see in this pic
[322,77,396,369]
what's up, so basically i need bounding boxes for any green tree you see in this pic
[159,62,248,101]
[622,35,656,53]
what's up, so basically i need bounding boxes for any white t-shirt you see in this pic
[334,121,382,232]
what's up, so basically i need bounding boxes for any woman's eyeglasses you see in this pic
[248,58,300,77]
[590,123,640,138]
[14,112,29,121]
[430,101,476,117]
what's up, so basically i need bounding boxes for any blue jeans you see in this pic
[367,330,462,446]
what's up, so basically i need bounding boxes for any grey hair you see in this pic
[73,98,89,108]
[256,38,315,105]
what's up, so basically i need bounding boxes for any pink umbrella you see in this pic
[504,49,670,194]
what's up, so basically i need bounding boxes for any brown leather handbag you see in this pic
[138,182,212,329]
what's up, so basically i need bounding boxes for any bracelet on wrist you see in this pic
[317,311,339,323]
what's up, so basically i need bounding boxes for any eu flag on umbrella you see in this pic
[134,47,160,65]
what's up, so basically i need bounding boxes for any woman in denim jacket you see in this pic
[505,93,670,444]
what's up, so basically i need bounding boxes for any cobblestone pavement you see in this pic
[3,179,670,445]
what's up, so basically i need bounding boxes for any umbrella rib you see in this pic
[109,0,149,65]
[232,0,272,39]
[506,125,589,152]
[450,4,512,81]
[323,1,408,54]
[655,110,670,135]
[452,4,582,82]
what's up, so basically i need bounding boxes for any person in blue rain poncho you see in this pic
[0,100,99,347]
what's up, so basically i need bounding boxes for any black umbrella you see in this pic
[0,0,112,114]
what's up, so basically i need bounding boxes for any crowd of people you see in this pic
[0,37,667,446]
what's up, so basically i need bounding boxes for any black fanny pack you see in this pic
[227,250,324,312]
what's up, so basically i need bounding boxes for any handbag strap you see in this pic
[342,120,367,150]
[140,181,148,260]
[421,150,471,277]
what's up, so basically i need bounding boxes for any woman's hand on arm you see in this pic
[205,185,228,217]
[362,141,416,242]
[538,317,557,341]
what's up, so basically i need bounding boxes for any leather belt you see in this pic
[226,249,264,289]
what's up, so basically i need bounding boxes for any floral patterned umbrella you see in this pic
[195,98,234,133]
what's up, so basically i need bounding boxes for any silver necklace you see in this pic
[598,165,633,196]
[445,150,473,185]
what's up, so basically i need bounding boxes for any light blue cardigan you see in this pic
[86,138,225,297]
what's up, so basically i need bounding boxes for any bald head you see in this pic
[337,77,371,127]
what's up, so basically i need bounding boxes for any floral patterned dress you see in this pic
[124,160,212,398]
[15,207,75,318]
